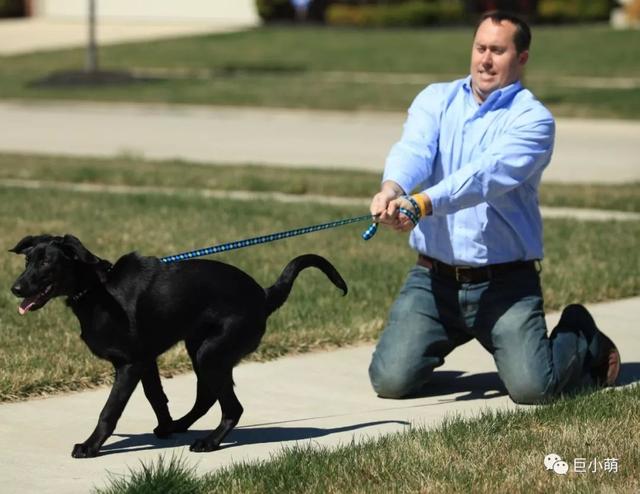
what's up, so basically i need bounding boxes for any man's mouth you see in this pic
[18,284,53,315]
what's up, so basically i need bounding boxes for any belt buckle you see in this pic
[454,266,471,283]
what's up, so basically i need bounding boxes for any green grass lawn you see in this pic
[0,156,638,401]
[1,26,639,118]
[99,386,640,494]
[1,153,639,211]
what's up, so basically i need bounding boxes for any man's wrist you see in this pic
[411,192,433,217]
[381,180,405,198]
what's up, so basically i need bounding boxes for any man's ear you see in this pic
[518,49,529,66]
[59,235,102,265]
[9,234,55,255]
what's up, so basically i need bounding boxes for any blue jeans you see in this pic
[368,264,595,404]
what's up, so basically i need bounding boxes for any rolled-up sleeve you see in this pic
[382,85,442,194]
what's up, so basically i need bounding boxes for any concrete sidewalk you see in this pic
[1,101,639,183]
[0,297,638,493]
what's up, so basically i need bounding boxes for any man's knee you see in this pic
[505,377,555,405]
[368,356,427,399]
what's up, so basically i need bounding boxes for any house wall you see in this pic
[29,0,259,24]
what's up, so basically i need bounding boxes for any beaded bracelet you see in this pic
[398,206,419,226]
[404,195,421,217]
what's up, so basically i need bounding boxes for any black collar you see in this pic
[69,288,90,303]
[69,267,111,304]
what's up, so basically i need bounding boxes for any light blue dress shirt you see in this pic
[383,76,555,266]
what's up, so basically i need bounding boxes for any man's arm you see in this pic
[424,112,554,216]
[370,84,443,231]
[382,85,443,195]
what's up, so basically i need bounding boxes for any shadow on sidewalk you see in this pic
[619,362,640,386]
[408,370,508,402]
[409,363,640,402]
[101,420,409,456]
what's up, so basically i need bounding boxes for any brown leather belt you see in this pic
[417,254,537,283]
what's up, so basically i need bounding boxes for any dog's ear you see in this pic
[58,235,102,265]
[59,235,112,283]
[9,235,55,255]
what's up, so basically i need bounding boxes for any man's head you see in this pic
[470,11,531,103]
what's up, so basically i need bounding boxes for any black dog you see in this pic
[10,234,347,458]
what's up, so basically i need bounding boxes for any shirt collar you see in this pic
[462,75,523,109]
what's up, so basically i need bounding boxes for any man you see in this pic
[368,11,620,404]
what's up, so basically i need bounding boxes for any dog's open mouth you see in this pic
[18,284,53,315]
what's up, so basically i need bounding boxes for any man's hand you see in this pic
[370,181,417,233]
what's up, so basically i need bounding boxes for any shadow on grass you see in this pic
[27,63,308,89]
[218,63,307,76]
[27,70,165,88]
[101,420,408,456]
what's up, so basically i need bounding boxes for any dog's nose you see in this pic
[11,283,23,296]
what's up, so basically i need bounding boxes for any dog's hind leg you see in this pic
[141,361,174,439]
[190,370,243,453]
[72,362,143,458]
[170,338,218,433]
[172,376,216,433]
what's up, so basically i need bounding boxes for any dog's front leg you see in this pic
[71,363,142,458]
[141,362,174,438]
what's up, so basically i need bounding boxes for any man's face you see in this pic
[470,18,528,103]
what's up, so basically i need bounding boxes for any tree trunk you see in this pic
[86,0,98,74]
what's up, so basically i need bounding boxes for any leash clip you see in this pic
[361,221,378,241]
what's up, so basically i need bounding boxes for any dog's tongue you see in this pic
[18,297,37,315]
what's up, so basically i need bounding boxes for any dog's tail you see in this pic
[264,254,347,316]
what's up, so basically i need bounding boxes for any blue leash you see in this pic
[161,214,376,264]
[160,206,417,264]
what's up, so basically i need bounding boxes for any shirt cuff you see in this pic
[382,167,417,196]
[423,181,450,216]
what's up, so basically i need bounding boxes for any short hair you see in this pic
[475,10,532,54]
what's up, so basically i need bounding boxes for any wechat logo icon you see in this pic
[544,453,569,475]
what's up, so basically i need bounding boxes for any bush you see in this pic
[625,0,640,21]
[0,0,25,17]
[256,0,293,21]
[256,0,331,22]
[537,0,612,23]
[326,0,465,27]
[462,0,539,18]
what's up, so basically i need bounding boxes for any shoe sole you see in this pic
[605,346,621,387]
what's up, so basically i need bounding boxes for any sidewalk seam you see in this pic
[2,178,639,221]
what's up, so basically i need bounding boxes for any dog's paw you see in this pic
[170,418,191,434]
[71,443,99,458]
[153,423,174,439]
[189,438,220,453]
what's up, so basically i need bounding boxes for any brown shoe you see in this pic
[553,304,621,387]
[592,330,621,387]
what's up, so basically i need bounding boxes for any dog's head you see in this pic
[9,234,111,315]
